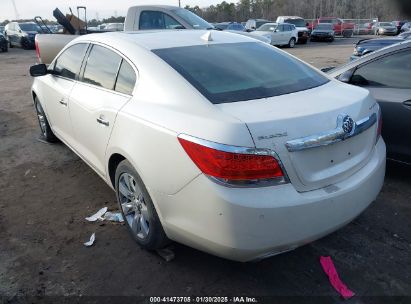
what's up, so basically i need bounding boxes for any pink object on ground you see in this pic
[320,256,355,300]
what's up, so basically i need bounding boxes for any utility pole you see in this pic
[179,0,181,8]
[11,0,20,20]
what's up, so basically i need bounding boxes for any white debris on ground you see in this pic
[84,233,96,247]
[103,211,124,222]
[85,207,108,222]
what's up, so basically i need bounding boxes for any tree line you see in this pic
[185,0,405,23]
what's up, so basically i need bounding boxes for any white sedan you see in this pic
[30,30,386,262]
[251,23,299,47]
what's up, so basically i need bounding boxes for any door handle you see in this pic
[96,116,109,126]
[59,98,67,106]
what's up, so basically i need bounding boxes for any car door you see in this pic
[271,25,283,45]
[283,25,292,43]
[350,49,411,162]
[69,44,136,176]
[39,43,89,145]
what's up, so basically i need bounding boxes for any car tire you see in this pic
[21,38,30,50]
[5,34,13,48]
[115,160,169,251]
[288,38,296,48]
[34,97,58,142]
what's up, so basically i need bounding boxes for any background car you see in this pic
[398,31,411,39]
[0,32,8,52]
[251,23,298,47]
[374,22,397,35]
[4,22,41,49]
[354,23,373,35]
[392,20,408,34]
[351,38,404,60]
[276,16,309,44]
[310,23,335,42]
[0,25,4,34]
[245,19,271,31]
[401,22,411,32]
[214,22,245,31]
[329,40,411,164]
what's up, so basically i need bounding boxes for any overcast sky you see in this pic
[1,0,236,21]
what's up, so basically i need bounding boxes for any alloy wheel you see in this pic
[118,173,150,240]
[35,102,47,136]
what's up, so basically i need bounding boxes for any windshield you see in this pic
[257,24,277,31]
[227,23,245,31]
[315,24,333,30]
[215,23,229,30]
[256,21,269,28]
[172,8,213,29]
[19,23,41,32]
[319,19,333,23]
[285,19,306,27]
[153,42,329,104]
[380,22,394,26]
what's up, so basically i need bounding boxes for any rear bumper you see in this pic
[154,139,386,262]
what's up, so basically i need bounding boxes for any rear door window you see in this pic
[54,43,89,80]
[351,50,411,89]
[82,45,122,90]
[115,60,136,95]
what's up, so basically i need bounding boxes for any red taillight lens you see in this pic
[178,137,284,182]
[35,36,41,63]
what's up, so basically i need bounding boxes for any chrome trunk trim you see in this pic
[286,113,377,152]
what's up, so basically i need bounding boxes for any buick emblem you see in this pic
[342,116,355,134]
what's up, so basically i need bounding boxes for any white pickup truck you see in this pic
[36,5,270,64]
[36,5,214,64]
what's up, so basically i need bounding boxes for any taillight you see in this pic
[35,36,41,63]
[376,107,382,143]
[178,135,287,187]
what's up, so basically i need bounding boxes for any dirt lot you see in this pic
[0,38,410,303]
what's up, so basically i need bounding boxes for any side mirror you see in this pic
[19,29,22,33]
[30,64,48,77]
[337,68,355,83]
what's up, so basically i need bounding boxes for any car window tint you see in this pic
[154,42,329,104]
[115,60,136,95]
[54,43,88,80]
[83,45,122,90]
[351,50,411,89]
[139,11,182,30]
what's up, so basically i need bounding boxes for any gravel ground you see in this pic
[0,37,410,304]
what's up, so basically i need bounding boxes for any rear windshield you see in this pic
[153,42,329,104]
[257,24,277,31]
[316,24,333,30]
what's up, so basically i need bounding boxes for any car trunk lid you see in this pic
[216,81,379,192]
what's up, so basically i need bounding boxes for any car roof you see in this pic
[71,30,259,51]
[328,40,411,76]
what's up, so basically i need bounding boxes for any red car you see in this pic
[309,17,355,37]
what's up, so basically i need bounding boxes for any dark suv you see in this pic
[0,33,8,52]
[4,22,42,49]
